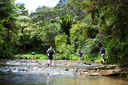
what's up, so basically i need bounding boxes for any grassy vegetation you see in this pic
[13,52,102,63]
[14,53,81,60]
[14,53,48,59]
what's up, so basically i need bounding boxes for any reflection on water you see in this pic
[49,76,128,85]
[0,73,128,85]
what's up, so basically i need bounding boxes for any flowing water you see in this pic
[0,59,128,85]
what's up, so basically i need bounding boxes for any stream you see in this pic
[0,59,128,85]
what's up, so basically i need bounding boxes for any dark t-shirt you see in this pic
[101,48,106,55]
[47,48,55,59]
[79,50,83,57]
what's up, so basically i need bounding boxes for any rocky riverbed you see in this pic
[0,59,127,77]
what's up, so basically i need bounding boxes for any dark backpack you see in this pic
[48,49,54,55]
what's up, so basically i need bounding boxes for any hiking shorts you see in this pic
[48,55,53,60]
[101,54,105,58]
[79,54,82,57]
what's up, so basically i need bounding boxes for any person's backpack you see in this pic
[79,51,83,54]
[48,49,54,56]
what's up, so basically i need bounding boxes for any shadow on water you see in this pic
[0,59,128,85]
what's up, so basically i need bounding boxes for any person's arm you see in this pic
[54,50,55,56]
[99,50,101,55]
[46,50,48,56]
[81,51,83,54]
[105,50,107,55]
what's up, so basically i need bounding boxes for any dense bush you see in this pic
[0,0,128,65]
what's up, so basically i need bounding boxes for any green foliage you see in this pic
[30,6,58,23]
[56,0,85,19]
[0,0,16,19]
[70,20,98,55]
[0,42,17,58]
[55,34,74,59]
[15,54,47,59]
[31,52,35,55]
[38,23,59,53]
[80,0,128,63]
[0,0,127,66]
[55,34,67,48]
[16,3,29,16]
[57,14,72,36]
[0,0,20,58]
[70,21,87,52]
[67,54,79,60]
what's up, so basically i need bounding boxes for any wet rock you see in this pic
[97,65,117,70]
[18,68,28,72]
[79,69,88,72]
[106,65,117,69]
[75,69,79,72]
[78,66,116,76]
[83,70,114,76]
[7,70,12,72]
[36,61,42,65]
[96,66,107,70]
[43,73,49,75]
[84,63,91,65]
[65,68,69,71]
[80,72,84,75]
[1,59,126,77]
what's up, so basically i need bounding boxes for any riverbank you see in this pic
[78,64,128,77]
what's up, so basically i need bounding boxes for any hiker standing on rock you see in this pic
[47,46,55,66]
[79,49,83,60]
[99,46,107,64]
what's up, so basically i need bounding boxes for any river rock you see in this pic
[43,73,49,75]
[65,68,69,71]
[106,65,117,69]
[80,70,114,76]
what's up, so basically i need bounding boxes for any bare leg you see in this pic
[48,59,52,66]
[102,57,104,63]
[101,54,105,63]
[78,54,81,60]
[50,60,52,65]
[48,60,50,66]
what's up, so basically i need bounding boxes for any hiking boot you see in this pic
[48,64,50,66]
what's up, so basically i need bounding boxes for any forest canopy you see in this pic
[0,0,128,64]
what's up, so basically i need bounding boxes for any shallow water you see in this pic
[0,73,128,85]
[0,59,128,85]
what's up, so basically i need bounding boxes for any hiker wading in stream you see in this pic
[99,46,107,64]
[46,46,55,66]
[79,49,83,60]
